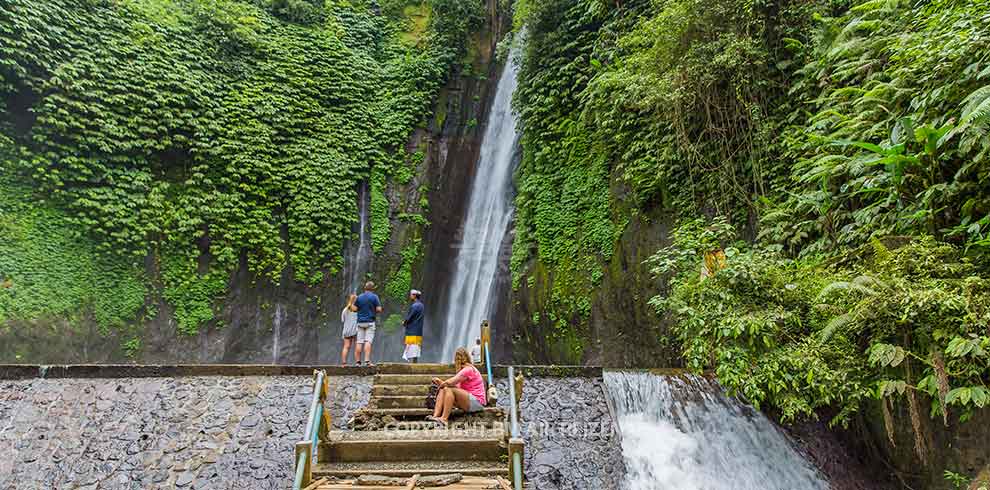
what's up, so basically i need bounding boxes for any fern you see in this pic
[960,85,990,127]
[871,237,892,263]
[819,312,853,342]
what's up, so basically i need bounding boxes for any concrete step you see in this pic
[374,374,488,385]
[351,420,504,431]
[372,384,432,397]
[315,476,504,490]
[371,395,428,409]
[318,429,505,463]
[349,407,506,431]
[375,363,457,375]
[355,407,503,419]
[313,460,509,479]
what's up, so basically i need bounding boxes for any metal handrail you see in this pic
[507,366,523,490]
[293,370,327,490]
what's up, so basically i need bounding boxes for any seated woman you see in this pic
[428,347,487,427]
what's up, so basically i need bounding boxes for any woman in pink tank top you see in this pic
[428,347,487,427]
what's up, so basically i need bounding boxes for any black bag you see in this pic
[425,384,440,409]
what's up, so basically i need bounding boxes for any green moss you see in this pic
[159,248,229,336]
[399,2,431,47]
[0,171,147,333]
[370,169,392,254]
[384,238,422,300]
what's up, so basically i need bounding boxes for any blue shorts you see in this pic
[466,395,485,413]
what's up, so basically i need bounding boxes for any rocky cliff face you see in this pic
[500,188,680,368]
[0,0,510,366]
[867,401,990,489]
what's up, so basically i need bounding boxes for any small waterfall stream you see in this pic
[345,180,372,294]
[604,371,829,490]
[440,52,521,361]
[271,303,284,364]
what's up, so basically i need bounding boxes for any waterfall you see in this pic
[272,303,284,364]
[440,53,521,361]
[346,180,372,294]
[604,371,829,490]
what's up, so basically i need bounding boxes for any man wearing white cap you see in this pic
[402,289,425,363]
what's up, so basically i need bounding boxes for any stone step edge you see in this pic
[312,463,509,478]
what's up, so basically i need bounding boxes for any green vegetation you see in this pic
[385,238,422,301]
[0,0,481,334]
[510,0,990,455]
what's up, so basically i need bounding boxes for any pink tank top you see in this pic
[456,365,486,406]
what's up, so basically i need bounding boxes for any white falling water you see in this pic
[440,54,521,361]
[271,303,284,364]
[604,371,829,490]
[346,180,372,294]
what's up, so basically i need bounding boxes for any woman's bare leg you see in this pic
[438,388,473,423]
[340,338,352,365]
[432,387,446,419]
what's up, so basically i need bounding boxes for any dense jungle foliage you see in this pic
[510,0,990,456]
[0,0,481,336]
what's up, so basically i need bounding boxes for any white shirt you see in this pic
[469,344,482,364]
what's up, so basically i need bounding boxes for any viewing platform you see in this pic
[291,343,528,490]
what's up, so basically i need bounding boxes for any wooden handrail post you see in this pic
[318,373,332,442]
[480,320,491,367]
[508,437,525,485]
[295,441,312,488]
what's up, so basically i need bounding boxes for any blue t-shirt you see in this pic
[403,300,424,337]
[355,291,381,323]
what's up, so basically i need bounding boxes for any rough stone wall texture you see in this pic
[496,376,625,490]
[0,376,370,490]
[867,402,990,490]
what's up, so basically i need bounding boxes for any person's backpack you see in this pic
[424,384,440,409]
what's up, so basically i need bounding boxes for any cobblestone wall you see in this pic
[0,376,370,490]
[497,376,626,490]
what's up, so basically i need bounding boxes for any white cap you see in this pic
[410,289,422,297]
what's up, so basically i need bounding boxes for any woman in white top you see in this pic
[340,294,359,366]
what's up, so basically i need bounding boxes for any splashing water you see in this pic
[604,371,829,490]
[440,52,521,361]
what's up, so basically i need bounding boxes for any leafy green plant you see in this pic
[652,218,990,462]
[0,0,482,333]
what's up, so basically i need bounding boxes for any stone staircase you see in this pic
[312,363,510,482]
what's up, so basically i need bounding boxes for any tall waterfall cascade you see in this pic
[604,371,830,490]
[440,54,521,361]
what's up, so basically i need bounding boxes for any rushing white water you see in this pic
[604,371,829,490]
[345,180,372,294]
[440,54,521,361]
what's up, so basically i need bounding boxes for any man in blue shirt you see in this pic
[402,289,425,363]
[354,281,382,366]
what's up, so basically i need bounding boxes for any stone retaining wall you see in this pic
[497,376,626,489]
[1,367,622,489]
[0,376,370,490]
